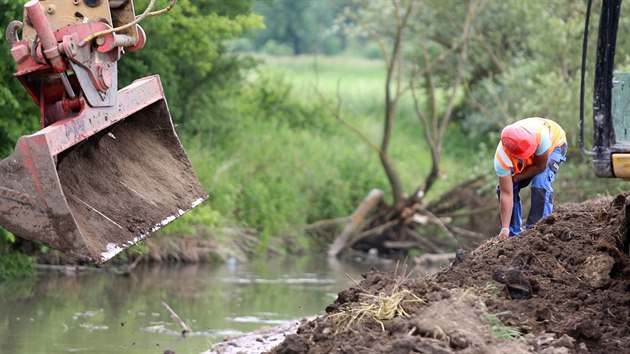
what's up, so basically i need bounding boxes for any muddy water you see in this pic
[0,255,421,354]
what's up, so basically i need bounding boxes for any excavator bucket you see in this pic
[0,76,208,263]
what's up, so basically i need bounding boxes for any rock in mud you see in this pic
[580,253,614,289]
[492,267,532,299]
[559,228,572,241]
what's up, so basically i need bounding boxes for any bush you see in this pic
[0,252,34,281]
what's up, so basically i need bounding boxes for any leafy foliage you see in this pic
[190,72,387,244]
[118,0,263,134]
[0,0,39,157]
[0,252,34,281]
[252,0,345,55]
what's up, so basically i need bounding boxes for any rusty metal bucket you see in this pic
[0,75,207,263]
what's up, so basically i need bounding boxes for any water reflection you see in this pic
[0,255,420,354]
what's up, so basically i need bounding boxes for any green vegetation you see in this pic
[0,251,33,281]
[1,0,628,274]
[485,313,522,339]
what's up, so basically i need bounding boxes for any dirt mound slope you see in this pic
[272,194,630,354]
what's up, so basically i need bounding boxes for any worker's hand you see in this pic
[497,228,510,240]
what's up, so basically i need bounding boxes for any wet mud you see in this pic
[269,194,630,353]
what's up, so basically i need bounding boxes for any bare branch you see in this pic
[477,31,507,74]
[422,47,439,138]
[445,224,486,239]
[420,207,459,246]
[328,189,384,257]
[380,0,418,206]
[409,70,432,145]
[404,229,445,253]
[316,79,381,154]
[304,216,351,231]
[408,0,481,195]
[335,2,391,69]
[162,301,192,337]
[438,0,480,139]
[349,219,400,245]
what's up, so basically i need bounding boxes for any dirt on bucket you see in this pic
[57,100,207,262]
[271,194,630,354]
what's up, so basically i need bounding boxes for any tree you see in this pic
[325,0,484,257]
[252,0,346,55]
[119,0,263,133]
[0,0,39,157]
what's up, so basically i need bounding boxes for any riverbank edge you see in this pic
[202,317,315,354]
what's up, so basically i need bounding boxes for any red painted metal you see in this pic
[1,0,208,264]
[42,76,164,156]
[24,0,65,73]
[128,25,146,52]
[0,76,208,263]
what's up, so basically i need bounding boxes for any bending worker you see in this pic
[495,117,567,240]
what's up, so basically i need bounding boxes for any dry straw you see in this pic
[331,262,425,332]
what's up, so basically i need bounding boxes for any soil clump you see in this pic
[272,194,630,353]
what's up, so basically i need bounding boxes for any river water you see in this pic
[0,255,423,354]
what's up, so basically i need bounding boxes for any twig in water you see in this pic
[162,301,192,338]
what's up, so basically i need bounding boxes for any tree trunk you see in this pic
[327,189,384,257]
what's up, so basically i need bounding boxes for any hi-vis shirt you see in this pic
[494,118,566,177]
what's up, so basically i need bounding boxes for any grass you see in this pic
[0,251,34,281]
[257,54,385,99]
[485,313,522,339]
[257,54,487,201]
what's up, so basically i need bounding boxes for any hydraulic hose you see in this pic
[79,0,177,47]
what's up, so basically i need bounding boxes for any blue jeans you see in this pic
[497,144,567,236]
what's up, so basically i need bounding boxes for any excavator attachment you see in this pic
[0,76,207,263]
[1,0,207,263]
[580,0,629,253]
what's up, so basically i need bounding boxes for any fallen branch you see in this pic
[34,264,102,274]
[413,252,456,267]
[113,255,143,276]
[421,207,458,246]
[445,224,486,239]
[383,241,422,249]
[162,301,192,338]
[446,204,496,218]
[348,219,399,246]
[328,189,384,257]
[305,216,351,231]
[405,229,445,253]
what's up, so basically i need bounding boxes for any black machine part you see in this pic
[580,0,623,177]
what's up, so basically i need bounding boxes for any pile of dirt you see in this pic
[272,194,630,353]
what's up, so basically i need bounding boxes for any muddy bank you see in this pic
[204,319,313,354]
[30,226,260,266]
[268,195,630,353]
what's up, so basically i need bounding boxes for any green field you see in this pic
[257,54,491,196]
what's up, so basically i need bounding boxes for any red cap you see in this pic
[501,124,536,160]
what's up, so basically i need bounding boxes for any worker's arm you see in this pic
[512,150,551,183]
[498,174,513,240]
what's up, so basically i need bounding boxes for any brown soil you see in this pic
[57,100,207,262]
[271,194,630,354]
